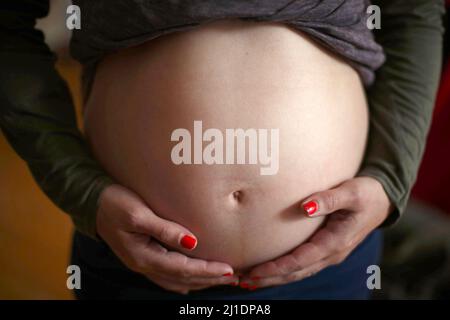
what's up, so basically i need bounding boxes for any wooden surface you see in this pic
[0,55,83,300]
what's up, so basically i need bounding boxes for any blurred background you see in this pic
[0,0,75,299]
[0,0,449,299]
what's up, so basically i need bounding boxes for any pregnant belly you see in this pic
[83,20,368,273]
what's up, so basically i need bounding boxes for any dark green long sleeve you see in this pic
[0,1,115,238]
[359,0,445,226]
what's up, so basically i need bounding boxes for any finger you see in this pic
[277,249,351,283]
[301,180,362,217]
[252,258,332,289]
[152,268,239,288]
[187,275,240,287]
[138,240,234,278]
[247,214,359,278]
[246,241,323,278]
[243,250,347,289]
[146,273,191,295]
[134,209,199,251]
[186,273,239,286]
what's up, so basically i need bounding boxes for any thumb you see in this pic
[137,211,198,251]
[301,181,360,217]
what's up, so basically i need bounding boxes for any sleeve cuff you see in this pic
[71,175,115,240]
[357,167,408,228]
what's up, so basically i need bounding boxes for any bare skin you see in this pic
[96,184,239,294]
[240,176,391,289]
[87,20,382,293]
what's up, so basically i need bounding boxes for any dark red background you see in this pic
[411,1,450,214]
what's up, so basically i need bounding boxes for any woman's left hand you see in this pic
[239,177,393,289]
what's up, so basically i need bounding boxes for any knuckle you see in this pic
[156,224,173,243]
[171,257,192,278]
[195,260,208,276]
[291,253,306,270]
[180,269,192,279]
[328,242,341,255]
[350,184,364,207]
[341,235,355,249]
[323,192,339,212]
[180,265,193,279]
[285,272,299,282]
[125,210,142,230]
[274,259,293,275]
[331,253,347,265]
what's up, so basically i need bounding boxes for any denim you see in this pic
[71,230,383,300]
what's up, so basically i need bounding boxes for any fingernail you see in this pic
[303,200,318,216]
[248,285,258,291]
[180,235,197,250]
[240,282,249,288]
[251,276,260,281]
[230,282,239,286]
[223,272,233,276]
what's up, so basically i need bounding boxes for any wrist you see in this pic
[73,176,116,241]
[357,175,395,225]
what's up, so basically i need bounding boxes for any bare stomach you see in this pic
[84,20,368,273]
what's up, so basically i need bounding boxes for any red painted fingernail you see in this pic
[180,235,197,250]
[249,285,258,291]
[303,200,318,216]
[223,272,233,276]
[251,276,260,281]
[240,282,249,288]
[230,282,239,286]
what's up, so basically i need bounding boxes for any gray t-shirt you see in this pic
[70,0,385,96]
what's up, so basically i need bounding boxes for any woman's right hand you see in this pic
[96,184,238,294]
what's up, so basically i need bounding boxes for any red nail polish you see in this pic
[230,282,239,286]
[303,200,318,216]
[251,276,260,281]
[240,282,249,288]
[223,272,233,276]
[180,235,197,249]
[249,285,258,291]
